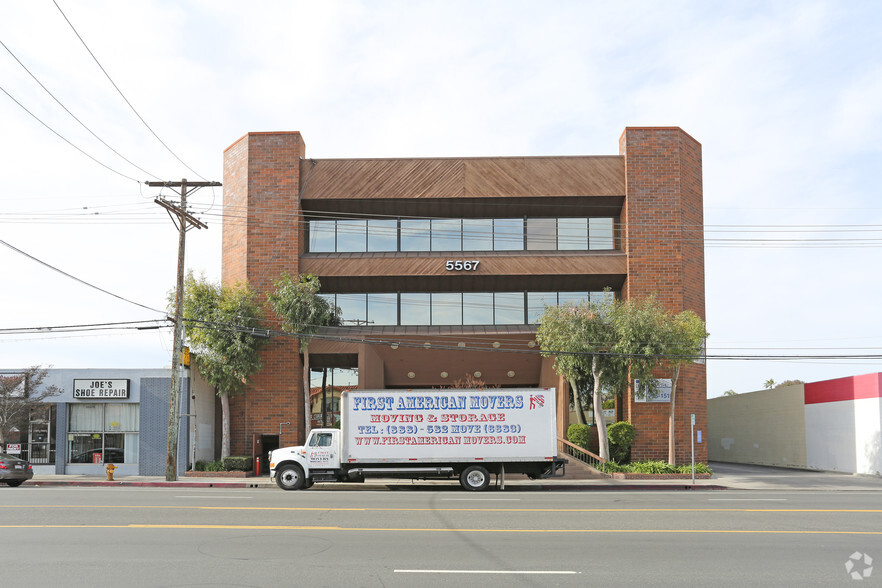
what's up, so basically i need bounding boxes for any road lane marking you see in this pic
[0,524,881,535]
[395,570,580,574]
[1,505,880,513]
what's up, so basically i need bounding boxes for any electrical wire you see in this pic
[0,83,141,183]
[0,237,166,314]
[52,0,207,181]
[0,38,162,181]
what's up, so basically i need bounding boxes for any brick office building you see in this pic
[221,127,706,464]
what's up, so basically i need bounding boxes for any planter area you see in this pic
[609,472,712,480]
[185,471,253,478]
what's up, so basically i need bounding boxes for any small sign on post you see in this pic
[690,413,696,484]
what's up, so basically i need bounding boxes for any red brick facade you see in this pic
[619,128,707,463]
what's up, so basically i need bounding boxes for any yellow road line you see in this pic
[0,524,880,535]
[1,505,881,513]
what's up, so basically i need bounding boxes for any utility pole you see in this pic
[147,179,220,481]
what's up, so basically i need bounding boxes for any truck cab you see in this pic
[270,429,342,490]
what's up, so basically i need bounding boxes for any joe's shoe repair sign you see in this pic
[73,379,130,399]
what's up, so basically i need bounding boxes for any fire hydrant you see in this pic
[105,463,117,481]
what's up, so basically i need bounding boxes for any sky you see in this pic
[1,1,880,397]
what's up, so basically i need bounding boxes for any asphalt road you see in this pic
[1,486,880,587]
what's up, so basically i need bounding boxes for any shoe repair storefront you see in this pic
[17,368,216,477]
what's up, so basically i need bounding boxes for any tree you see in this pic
[763,379,776,389]
[776,380,804,388]
[537,297,625,460]
[268,273,341,437]
[659,310,708,465]
[0,366,61,449]
[180,272,267,458]
[722,389,737,397]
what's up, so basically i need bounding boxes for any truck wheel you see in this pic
[275,464,305,490]
[460,465,490,491]
[6,480,24,487]
[303,478,314,489]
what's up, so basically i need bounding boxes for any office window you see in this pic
[527,292,558,323]
[494,292,524,324]
[336,220,367,252]
[367,293,398,325]
[431,219,462,252]
[589,218,615,250]
[432,293,462,325]
[494,219,524,251]
[401,219,431,251]
[462,219,493,251]
[463,292,493,325]
[558,218,588,250]
[400,293,431,325]
[335,294,367,324]
[526,218,557,250]
[309,220,336,252]
[367,219,398,252]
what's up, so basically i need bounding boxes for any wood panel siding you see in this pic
[299,156,625,200]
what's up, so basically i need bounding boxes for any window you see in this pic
[309,220,336,252]
[432,293,462,325]
[527,292,558,324]
[493,219,524,251]
[400,293,431,325]
[335,294,367,324]
[367,219,398,251]
[526,218,557,250]
[431,219,462,251]
[589,218,614,250]
[462,219,493,251]
[463,292,493,325]
[494,292,525,324]
[367,293,398,325]
[68,403,139,464]
[336,220,367,252]
[401,219,431,251]
[558,218,588,250]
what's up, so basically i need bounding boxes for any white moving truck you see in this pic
[269,388,566,491]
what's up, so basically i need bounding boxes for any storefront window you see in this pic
[68,404,139,464]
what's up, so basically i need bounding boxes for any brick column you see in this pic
[223,132,306,453]
[619,127,707,464]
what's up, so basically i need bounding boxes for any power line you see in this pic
[0,83,140,183]
[0,37,162,181]
[0,237,165,314]
[52,0,206,181]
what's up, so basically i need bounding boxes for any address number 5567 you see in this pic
[445,260,480,271]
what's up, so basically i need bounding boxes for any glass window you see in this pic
[494,219,524,251]
[335,220,367,252]
[432,293,462,325]
[589,218,615,250]
[309,220,336,252]
[590,290,616,305]
[431,219,462,251]
[463,292,493,325]
[526,218,557,250]
[558,218,588,250]
[401,219,431,251]
[335,294,367,324]
[68,404,138,464]
[527,292,558,324]
[367,219,398,252]
[400,293,431,325]
[494,292,525,324]
[367,293,398,325]
[462,219,493,251]
[559,291,591,306]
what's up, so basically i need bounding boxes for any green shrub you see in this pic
[222,456,253,471]
[598,460,714,475]
[201,460,225,472]
[607,421,635,464]
[567,423,593,450]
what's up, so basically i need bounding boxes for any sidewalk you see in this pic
[20,462,882,491]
